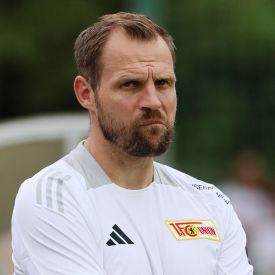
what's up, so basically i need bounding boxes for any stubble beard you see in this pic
[95,99,174,157]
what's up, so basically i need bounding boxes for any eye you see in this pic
[121,80,140,89]
[155,79,170,88]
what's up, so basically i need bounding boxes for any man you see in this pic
[12,12,253,274]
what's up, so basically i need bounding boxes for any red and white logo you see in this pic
[165,219,220,242]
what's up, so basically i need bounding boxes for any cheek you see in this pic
[110,100,133,122]
[164,93,177,113]
[165,96,177,124]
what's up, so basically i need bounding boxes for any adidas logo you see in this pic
[106,224,134,246]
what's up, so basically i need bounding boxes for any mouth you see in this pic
[139,120,165,126]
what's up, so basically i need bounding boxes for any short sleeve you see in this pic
[217,202,253,275]
[12,176,105,275]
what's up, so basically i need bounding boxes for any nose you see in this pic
[139,81,161,111]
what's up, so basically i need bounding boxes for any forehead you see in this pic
[100,28,174,75]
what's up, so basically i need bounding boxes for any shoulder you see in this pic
[12,158,104,274]
[13,157,88,218]
[155,162,231,209]
[12,156,99,247]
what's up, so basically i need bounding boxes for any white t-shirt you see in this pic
[12,143,253,275]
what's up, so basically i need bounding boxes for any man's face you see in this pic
[93,29,177,157]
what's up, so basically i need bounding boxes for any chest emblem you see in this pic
[165,219,221,242]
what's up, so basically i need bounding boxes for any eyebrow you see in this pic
[116,74,176,85]
[118,73,144,79]
[117,70,175,78]
[154,73,176,82]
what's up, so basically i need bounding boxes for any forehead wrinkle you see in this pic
[104,59,172,70]
[104,61,173,80]
[114,67,175,84]
[146,66,175,81]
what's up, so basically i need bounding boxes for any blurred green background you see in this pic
[0,0,274,185]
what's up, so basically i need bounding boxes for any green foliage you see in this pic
[165,0,275,181]
[0,0,122,117]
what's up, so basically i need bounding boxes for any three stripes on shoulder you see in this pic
[36,169,71,214]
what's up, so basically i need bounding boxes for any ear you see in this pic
[74,75,96,111]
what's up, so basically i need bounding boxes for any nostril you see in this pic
[141,95,161,110]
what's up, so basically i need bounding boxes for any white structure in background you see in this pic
[0,112,89,153]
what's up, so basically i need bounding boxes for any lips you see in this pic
[139,120,165,126]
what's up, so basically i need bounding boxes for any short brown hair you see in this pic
[74,12,176,91]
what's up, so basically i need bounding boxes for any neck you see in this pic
[84,136,154,190]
